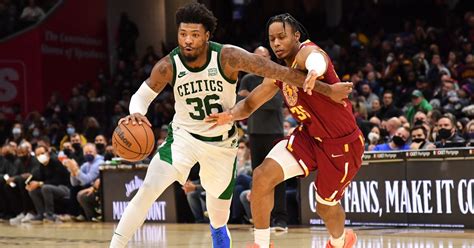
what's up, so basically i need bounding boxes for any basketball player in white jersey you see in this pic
[109,3,353,248]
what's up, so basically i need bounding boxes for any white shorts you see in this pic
[154,122,238,199]
[266,140,305,180]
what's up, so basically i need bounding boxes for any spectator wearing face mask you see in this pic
[367,126,382,151]
[7,123,26,145]
[465,120,474,147]
[435,116,466,148]
[412,111,428,126]
[372,127,411,151]
[69,133,85,165]
[380,117,401,142]
[27,145,70,223]
[103,145,117,161]
[94,134,107,156]
[59,123,87,150]
[62,143,103,221]
[8,142,40,224]
[410,125,436,150]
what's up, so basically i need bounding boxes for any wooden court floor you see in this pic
[0,222,473,248]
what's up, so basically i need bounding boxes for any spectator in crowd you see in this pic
[0,143,18,220]
[7,122,26,145]
[76,178,101,222]
[27,145,70,223]
[94,134,107,156]
[104,145,118,161]
[230,139,252,224]
[239,189,252,224]
[369,99,381,118]
[359,82,379,113]
[19,0,45,25]
[60,123,87,149]
[435,115,466,148]
[406,90,433,123]
[83,117,101,142]
[8,142,39,224]
[377,90,402,120]
[465,120,474,147]
[63,143,103,221]
[380,117,401,142]
[410,125,436,150]
[69,133,85,164]
[182,165,207,224]
[367,126,382,151]
[372,127,411,151]
[413,111,428,126]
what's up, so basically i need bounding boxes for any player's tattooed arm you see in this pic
[220,45,332,96]
[121,56,173,126]
[147,55,174,94]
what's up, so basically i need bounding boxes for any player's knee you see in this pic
[316,202,343,219]
[252,164,280,192]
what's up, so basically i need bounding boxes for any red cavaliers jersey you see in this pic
[276,40,358,139]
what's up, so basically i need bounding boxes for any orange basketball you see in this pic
[112,122,155,162]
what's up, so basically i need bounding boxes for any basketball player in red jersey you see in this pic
[206,14,363,248]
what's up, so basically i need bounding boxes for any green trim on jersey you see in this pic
[169,54,177,87]
[158,124,174,165]
[209,42,237,84]
[218,158,237,200]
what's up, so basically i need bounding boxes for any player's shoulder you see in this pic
[153,55,173,72]
[299,40,323,53]
[150,55,173,82]
[220,44,248,58]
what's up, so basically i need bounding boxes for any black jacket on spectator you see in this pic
[0,156,17,181]
[33,157,70,186]
[435,134,466,148]
[13,155,40,184]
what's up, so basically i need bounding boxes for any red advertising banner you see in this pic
[0,0,108,119]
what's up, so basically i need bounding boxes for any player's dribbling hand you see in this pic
[118,113,152,127]
[204,111,234,129]
[329,82,353,104]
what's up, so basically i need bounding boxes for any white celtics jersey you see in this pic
[169,42,236,137]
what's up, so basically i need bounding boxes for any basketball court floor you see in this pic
[0,223,473,247]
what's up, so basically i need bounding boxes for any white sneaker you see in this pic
[21,213,35,223]
[9,213,25,224]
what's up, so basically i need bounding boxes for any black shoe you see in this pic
[271,220,288,232]
[30,214,44,224]
[43,213,58,223]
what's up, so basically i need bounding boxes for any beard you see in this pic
[179,46,202,63]
[181,53,198,62]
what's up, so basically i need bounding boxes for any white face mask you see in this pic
[37,154,49,165]
[368,132,380,143]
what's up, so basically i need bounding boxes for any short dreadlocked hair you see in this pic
[175,2,217,37]
[266,13,309,42]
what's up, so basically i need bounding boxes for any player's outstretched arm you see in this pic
[205,78,279,127]
[220,45,333,95]
[120,56,173,126]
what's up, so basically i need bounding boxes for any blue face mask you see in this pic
[84,154,95,163]
[67,127,75,135]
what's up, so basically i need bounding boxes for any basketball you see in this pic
[112,122,155,162]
